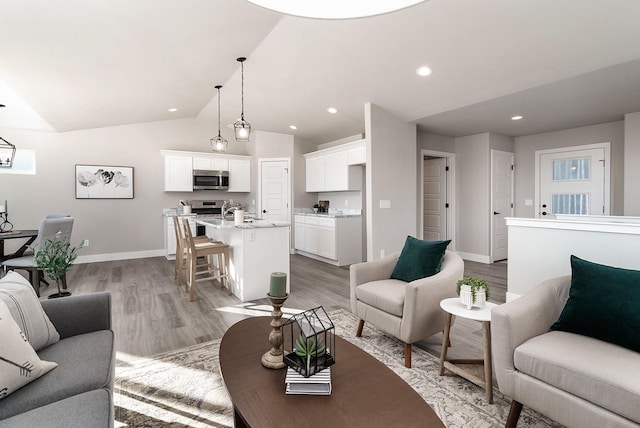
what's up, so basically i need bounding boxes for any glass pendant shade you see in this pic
[234,119,251,142]
[234,57,251,142]
[0,137,16,168]
[211,85,228,152]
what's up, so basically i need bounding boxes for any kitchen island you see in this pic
[196,218,290,302]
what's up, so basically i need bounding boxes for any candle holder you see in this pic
[261,293,289,369]
[0,213,13,233]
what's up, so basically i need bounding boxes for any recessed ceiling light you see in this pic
[327,107,338,114]
[168,108,178,112]
[511,115,523,121]
[289,125,297,130]
[416,66,432,77]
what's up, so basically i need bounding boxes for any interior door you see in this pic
[539,147,605,217]
[423,157,447,240]
[260,160,289,222]
[491,150,514,262]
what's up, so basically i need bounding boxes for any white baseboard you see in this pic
[456,252,491,264]
[75,249,166,264]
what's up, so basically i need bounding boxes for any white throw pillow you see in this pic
[0,299,57,400]
[0,271,60,350]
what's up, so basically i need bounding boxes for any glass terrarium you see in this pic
[282,306,335,377]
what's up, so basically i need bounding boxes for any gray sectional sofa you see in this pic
[0,292,115,428]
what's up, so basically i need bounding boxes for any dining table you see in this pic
[0,229,38,263]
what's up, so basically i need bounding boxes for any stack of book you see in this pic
[285,367,332,395]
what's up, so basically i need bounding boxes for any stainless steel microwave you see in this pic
[193,170,229,190]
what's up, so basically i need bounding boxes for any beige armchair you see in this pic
[350,250,464,368]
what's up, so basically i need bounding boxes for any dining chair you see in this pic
[1,216,74,297]
[181,217,231,301]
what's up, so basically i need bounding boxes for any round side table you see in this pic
[438,297,498,403]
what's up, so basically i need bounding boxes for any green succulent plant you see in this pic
[294,334,326,374]
[456,277,490,302]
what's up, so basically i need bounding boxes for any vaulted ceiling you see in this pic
[1,0,640,143]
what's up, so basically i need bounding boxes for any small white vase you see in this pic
[459,284,486,310]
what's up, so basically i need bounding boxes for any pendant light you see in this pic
[233,57,251,142]
[211,85,228,152]
[0,105,16,168]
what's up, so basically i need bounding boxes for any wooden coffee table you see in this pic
[219,316,443,428]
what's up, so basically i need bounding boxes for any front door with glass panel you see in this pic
[538,147,607,217]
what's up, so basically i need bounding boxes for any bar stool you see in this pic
[172,216,216,285]
[181,217,231,301]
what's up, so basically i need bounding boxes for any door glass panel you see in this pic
[552,193,589,215]
[552,158,589,181]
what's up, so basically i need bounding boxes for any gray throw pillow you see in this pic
[0,271,60,350]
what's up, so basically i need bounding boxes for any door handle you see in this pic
[262,209,267,214]
[493,211,501,215]
[541,211,548,216]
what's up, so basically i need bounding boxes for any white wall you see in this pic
[624,112,640,215]
[417,132,455,153]
[454,133,490,260]
[513,121,625,217]
[365,103,417,260]
[0,118,252,259]
[293,135,319,212]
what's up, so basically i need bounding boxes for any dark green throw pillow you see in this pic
[550,255,640,352]
[390,236,451,282]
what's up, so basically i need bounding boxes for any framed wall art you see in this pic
[75,164,134,199]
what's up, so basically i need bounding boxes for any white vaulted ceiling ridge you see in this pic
[2,0,640,141]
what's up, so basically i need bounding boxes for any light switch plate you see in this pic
[379,200,391,209]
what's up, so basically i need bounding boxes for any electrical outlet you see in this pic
[380,249,385,258]
[82,239,89,247]
[345,200,349,207]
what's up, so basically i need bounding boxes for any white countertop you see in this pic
[294,212,361,218]
[196,217,290,229]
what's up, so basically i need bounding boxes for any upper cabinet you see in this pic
[161,150,251,192]
[304,140,365,192]
[164,154,193,192]
[227,158,251,192]
[193,156,229,171]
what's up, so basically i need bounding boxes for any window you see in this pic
[552,193,589,215]
[0,149,36,175]
[552,157,589,181]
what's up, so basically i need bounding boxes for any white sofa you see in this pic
[492,276,640,428]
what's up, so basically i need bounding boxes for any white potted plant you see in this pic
[456,277,490,309]
[34,232,84,298]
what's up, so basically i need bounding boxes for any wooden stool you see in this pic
[172,216,215,285]
[182,218,231,301]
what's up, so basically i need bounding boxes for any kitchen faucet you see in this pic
[222,201,241,218]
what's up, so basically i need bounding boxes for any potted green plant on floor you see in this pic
[456,277,490,309]
[34,232,84,298]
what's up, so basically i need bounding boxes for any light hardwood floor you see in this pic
[38,254,507,362]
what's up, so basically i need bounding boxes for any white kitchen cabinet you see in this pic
[324,151,349,191]
[193,156,229,171]
[294,214,362,266]
[318,217,337,259]
[347,143,366,165]
[304,140,364,192]
[164,155,193,192]
[305,155,324,192]
[227,158,251,192]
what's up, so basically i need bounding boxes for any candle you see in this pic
[269,272,287,297]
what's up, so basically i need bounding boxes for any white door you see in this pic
[538,147,607,217]
[260,160,290,222]
[423,157,447,240]
[491,150,514,262]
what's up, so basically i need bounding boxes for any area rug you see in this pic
[114,309,563,428]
